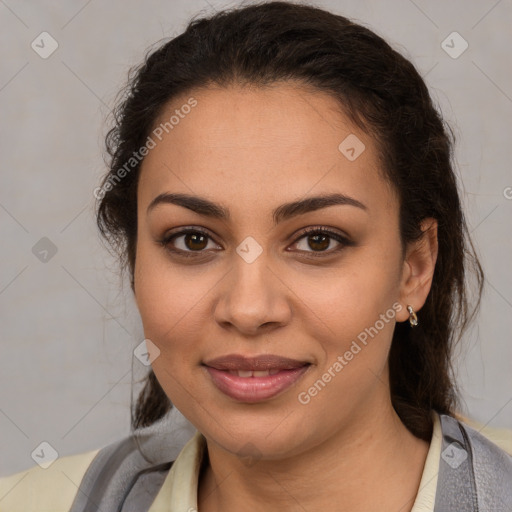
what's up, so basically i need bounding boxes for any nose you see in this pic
[213,252,292,336]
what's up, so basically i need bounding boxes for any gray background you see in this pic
[1,0,511,476]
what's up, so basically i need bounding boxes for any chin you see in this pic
[197,412,317,461]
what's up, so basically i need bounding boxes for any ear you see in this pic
[395,218,438,323]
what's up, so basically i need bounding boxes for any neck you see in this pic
[198,397,430,512]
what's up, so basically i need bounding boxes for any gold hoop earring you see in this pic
[407,305,418,327]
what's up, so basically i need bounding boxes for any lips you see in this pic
[202,354,311,402]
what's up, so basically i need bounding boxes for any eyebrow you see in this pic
[146,192,368,225]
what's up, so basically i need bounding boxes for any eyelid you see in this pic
[292,225,351,242]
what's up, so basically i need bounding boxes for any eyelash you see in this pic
[158,226,354,259]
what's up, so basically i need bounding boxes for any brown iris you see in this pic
[185,232,208,251]
[307,233,330,251]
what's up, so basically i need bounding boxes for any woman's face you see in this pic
[134,83,428,459]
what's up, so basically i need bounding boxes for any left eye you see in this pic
[291,228,350,256]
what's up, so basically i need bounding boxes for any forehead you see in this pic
[138,83,396,218]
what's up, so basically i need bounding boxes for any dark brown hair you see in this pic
[96,1,484,441]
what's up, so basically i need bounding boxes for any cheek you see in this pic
[300,252,400,329]
[133,247,205,407]
[291,245,402,375]
[292,270,400,419]
[133,241,223,411]
[134,240,211,340]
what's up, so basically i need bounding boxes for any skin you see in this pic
[133,82,438,511]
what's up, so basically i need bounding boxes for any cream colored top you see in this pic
[1,412,511,511]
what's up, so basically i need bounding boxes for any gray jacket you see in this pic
[68,413,512,511]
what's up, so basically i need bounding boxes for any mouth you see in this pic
[202,354,311,402]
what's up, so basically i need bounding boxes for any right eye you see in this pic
[159,228,222,258]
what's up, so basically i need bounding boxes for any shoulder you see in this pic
[0,448,99,512]
[436,412,512,510]
[455,412,512,455]
[0,412,197,512]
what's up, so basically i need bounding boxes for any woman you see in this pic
[1,1,511,510]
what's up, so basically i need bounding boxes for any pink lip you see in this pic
[204,365,310,403]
